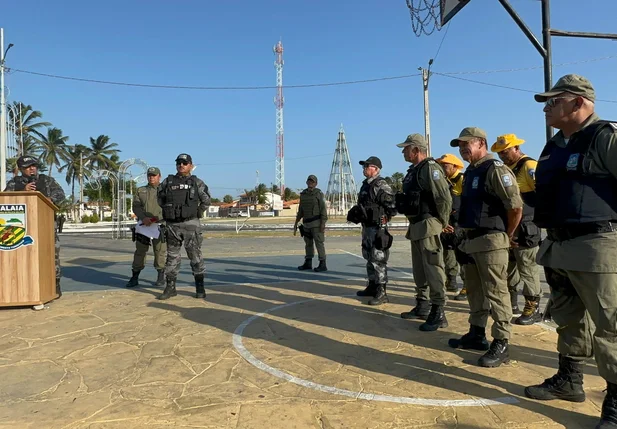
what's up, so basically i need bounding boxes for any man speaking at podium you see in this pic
[4,155,65,300]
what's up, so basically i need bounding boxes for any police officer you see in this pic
[524,74,617,428]
[447,128,523,368]
[157,154,211,300]
[436,153,466,298]
[126,167,167,288]
[395,134,452,331]
[491,134,543,325]
[4,155,66,301]
[351,156,397,305]
[294,174,328,272]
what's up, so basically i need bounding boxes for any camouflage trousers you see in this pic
[361,226,389,285]
[164,219,205,280]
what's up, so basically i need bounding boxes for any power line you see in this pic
[156,152,334,167]
[432,22,450,63]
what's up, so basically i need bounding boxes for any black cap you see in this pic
[307,174,318,183]
[359,156,382,169]
[175,153,193,164]
[17,155,40,169]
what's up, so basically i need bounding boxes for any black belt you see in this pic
[547,221,616,242]
[303,215,321,223]
[465,229,503,240]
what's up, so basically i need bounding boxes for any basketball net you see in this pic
[406,0,443,36]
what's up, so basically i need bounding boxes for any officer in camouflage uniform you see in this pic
[447,127,523,368]
[524,74,617,428]
[157,153,211,300]
[491,134,543,325]
[4,155,65,300]
[395,134,452,331]
[294,174,328,272]
[126,166,167,288]
[436,154,466,299]
[351,156,397,306]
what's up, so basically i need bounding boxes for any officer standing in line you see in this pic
[294,174,328,272]
[447,128,523,368]
[436,153,466,298]
[4,155,66,301]
[350,156,397,305]
[491,134,543,325]
[157,154,211,300]
[523,74,617,428]
[394,134,452,331]
[126,167,167,288]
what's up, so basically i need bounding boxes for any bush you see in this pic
[90,213,100,223]
[81,215,91,223]
[103,216,112,222]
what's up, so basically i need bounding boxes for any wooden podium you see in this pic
[0,191,58,307]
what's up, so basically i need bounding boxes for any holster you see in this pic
[298,224,305,237]
[130,226,136,242]
[135,232,151,246]
[374,228,393,250]
[159,224,167,244]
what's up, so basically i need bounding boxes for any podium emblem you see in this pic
[0,204,34,251]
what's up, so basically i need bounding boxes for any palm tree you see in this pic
[59,144,92,204]
[37,128,69,177]
[88,135,120,170]
[7,102,51,154]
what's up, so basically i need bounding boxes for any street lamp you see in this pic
[0,27,13,190]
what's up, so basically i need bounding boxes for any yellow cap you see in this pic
[436,153,464,171]
[491,134,525,153]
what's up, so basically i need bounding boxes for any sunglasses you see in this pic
[176,161,189,166]
[545,97,574,108]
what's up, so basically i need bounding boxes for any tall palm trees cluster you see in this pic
[6,101,121,205]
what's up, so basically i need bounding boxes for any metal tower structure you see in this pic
[273,40,285,197]
[325,125,357,216]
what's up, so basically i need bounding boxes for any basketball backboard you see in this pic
[441,0,471,26]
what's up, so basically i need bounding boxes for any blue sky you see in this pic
[3,0,617,198]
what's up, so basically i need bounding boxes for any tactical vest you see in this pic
[511,156,537,222]
[458,159,507,232]
[534,120,617,228]
[299,188,322,223]
[448,173,463,226]
[402,158,440,223]
[161,175,200,222]
[358,177,387,226]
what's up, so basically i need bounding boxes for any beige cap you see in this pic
[450,127,488,147]
[534,74,595,103]
[397,133,427,149]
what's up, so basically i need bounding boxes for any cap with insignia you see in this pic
[17,155,40,169]
[306,174,318,183]
[147,167,161,176]
[491,134,525,153]
[175,153,193,164]
[534,74,595,103]
[359,156,382,169]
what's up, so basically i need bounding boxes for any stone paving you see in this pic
[0,234,609,428]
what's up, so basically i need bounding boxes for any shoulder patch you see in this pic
[494,160,504,167]
[501,174,513,187]
[428,159,436,165]
[528,169,535,179]
[432,170,440,181]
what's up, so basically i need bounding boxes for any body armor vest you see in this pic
[13,174,51,195]
[511,156,537,223]
[299,189,322,223]
[458,159,507,232]
[402,158,440,223]
[534,120,617,228]
[358,177,387,226]
[161,175,200,222]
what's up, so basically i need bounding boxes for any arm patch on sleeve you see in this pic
[501,174,513,187]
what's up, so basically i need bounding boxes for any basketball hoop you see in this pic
[406,0,443,36]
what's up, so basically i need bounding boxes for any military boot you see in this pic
[56,277,62,299]
[126,270,140,288]
[524,354,586,402]
[357,281,377,297]
[155,270,165,287]
[297,259,312,270]
[195,274,206,299]
[515,296,542,325]
[157,278,177,300]
[445,276,458,292]
[368,284,389,306]
[454,285,467,301]
[596,382,617,428]
[510,289,521,315]
[313,260,328,272]
[448,325,490,351]
[401,299,430,320]
[478,339,509,367]
[419,304,448,331]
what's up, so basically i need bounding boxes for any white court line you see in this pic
[232,294,519,407]
[338,249,415,280]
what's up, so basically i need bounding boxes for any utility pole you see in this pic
[0,29,7,191]
[418,59,433,157]
[79,152,84,220]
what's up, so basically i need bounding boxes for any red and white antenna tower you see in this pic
[273,40,285,197]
